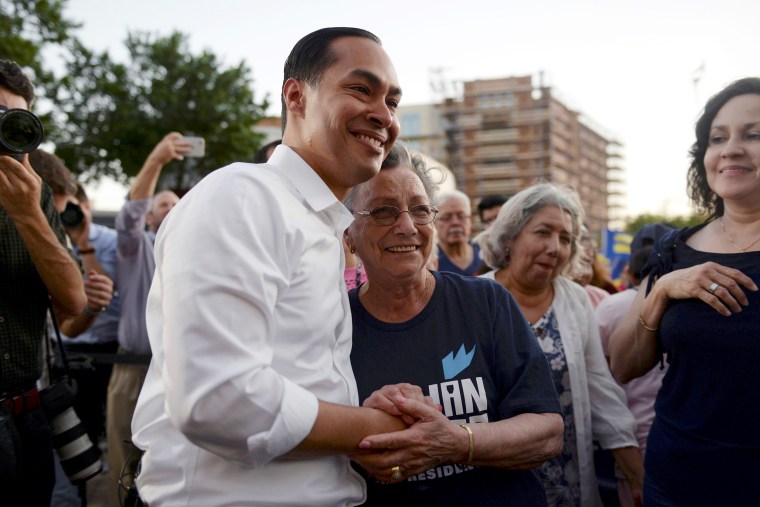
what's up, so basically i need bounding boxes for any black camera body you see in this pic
[0,105,44,158]
[60,201,85,229]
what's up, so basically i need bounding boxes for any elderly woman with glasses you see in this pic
[477,183,642,507]
[343,143,564,506]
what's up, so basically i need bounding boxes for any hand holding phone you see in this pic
[181,136,205,158]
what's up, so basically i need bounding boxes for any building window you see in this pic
[401,113,421,137]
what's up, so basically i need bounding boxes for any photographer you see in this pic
[0,60,86,506]
[29,150,116,341]
[30,149,116,505]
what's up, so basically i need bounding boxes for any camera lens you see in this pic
[0,107,44,155]
[40,378,103,484]
[60,202,85,228]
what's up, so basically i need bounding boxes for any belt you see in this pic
[0,387,40,416]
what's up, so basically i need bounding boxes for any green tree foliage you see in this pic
[0,0,75,67]
[50,31,269,188]
[0,0,78,101]
[624,212,707,234]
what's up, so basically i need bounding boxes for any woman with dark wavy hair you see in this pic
[610,77,760,505]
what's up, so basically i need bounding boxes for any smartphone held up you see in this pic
[181,136,205,158]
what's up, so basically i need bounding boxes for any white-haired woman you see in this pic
[345,144,564,506]
[477,182,643,507]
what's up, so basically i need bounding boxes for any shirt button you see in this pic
[0,316,4,323]
[3,353,9,360]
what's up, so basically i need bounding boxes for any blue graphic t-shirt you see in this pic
[350,270,561,506]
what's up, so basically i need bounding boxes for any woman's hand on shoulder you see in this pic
[655,261,757,316]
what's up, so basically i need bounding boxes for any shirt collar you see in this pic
[268,145,354,231]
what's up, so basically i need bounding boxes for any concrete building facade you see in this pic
[398,75,624,235]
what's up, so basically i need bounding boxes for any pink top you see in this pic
[344,265,367,291]
[584,284,610,309]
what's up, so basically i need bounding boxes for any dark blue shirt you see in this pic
[437,242,482,276]
[643,226,760,505]
[350,271,560,506]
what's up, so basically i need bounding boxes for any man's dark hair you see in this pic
[477,194,508,221]
[29,149,77,195]
[280,27,381,132]
[0,60,35,107]
[688,77,760,220]
[254,139,282,163]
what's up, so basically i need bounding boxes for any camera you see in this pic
[0,105,44,157]
[60,201,85,228]
[40,377,103,484]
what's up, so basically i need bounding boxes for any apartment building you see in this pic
[398,75,623,235]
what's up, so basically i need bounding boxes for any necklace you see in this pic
[719,218,760,252]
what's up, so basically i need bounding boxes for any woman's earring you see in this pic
[504,246,511,265]
[349,245,356,254]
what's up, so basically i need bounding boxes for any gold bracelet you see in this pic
[638,313,658,332]
[459,423,474,466]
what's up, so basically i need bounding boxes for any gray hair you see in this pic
[437,189,471,210]
[476,182,585,271]
[345,142,440,211]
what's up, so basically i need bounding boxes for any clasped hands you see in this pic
[351,383,471,483]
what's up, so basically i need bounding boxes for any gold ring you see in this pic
[391,465,401,481]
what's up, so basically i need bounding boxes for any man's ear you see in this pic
[282,78,307,121]
[145,211,155,228]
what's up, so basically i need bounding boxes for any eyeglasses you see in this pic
[354,205,439,226]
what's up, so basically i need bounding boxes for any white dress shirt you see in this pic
[132,146,365,506]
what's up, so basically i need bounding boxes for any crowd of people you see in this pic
[0,25,758,507]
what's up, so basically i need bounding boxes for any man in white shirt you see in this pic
[131,27,406,506]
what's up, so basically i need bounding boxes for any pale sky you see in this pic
[63,0,759,217]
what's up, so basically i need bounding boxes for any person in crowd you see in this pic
[566,226,611,308]
[29,151,116,505]
[344,237,367,291]
[589,255,619,295]
[131,27,415,506]
[609,77,760,506]
[107,132,189,504]
[435,189,482,275]
[29,156,118,409]
[0,59,87,506]
[596,223,674,507]
[344,143,563,506]
[254,138,282,163]
[477,194,508,230]
[477,182,642,506]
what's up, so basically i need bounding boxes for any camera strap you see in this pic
[45,298,73,384]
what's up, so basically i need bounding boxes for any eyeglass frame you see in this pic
[353,204,439,226]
